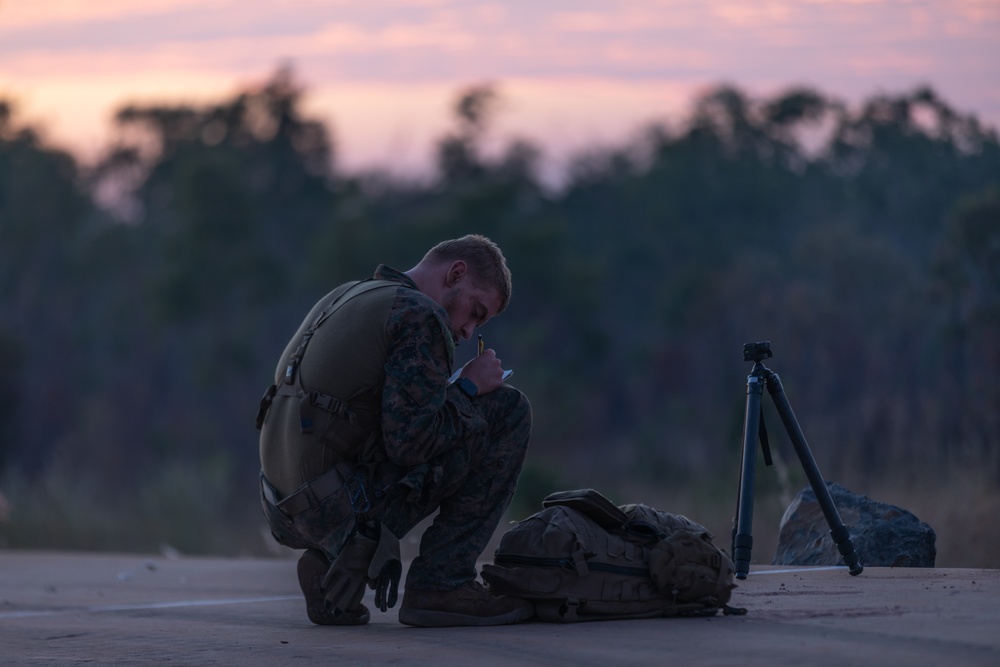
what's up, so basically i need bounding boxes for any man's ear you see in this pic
[445,260,468,287]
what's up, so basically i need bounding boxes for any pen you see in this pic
[478,335,484,356]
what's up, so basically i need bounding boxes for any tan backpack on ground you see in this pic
[481,489,739,622]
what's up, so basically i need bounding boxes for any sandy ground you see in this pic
[1,550,998,666]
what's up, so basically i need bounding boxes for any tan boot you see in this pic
[398,580,534,627]
[297,549,370,626]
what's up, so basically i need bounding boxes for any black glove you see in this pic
[321,530,378,613]
[367,523,402,612]
[321,521,402,614]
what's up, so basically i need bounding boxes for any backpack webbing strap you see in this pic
[256,279,399,432]
[283,279,398,386]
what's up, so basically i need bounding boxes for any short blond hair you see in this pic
[425,234,512,313]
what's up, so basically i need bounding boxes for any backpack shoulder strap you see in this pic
[283,279,398,386]
[257,279,400,431]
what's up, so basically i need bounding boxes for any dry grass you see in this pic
[629,454,1000,569]
[509,448,1000,570]
[868,461,1000,568]
[2,451,997,569]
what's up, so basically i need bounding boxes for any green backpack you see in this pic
[481,489,738,622]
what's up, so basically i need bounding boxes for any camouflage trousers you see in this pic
[260,385,531,592]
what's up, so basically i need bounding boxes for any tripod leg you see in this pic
[765,371,863,575]
[733,370,765,579]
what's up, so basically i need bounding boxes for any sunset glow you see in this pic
[1,0,997,181]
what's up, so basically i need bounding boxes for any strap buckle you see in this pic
[347,473,371,514]
[255,384,277,430]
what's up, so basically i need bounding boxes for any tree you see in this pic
[0,100,97,473]
[933,186,1000,451]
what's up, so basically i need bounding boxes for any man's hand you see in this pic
[322,521,402,614]
[367,523,401,612]
[460,349,505,394]
[322,531,378,614]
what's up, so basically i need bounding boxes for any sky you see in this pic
[1,0,998,184]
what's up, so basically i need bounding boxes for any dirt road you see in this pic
[1,550,997,666]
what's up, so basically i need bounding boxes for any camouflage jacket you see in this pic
[260,264,488,494]
[372,265,487,466]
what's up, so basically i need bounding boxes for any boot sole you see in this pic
[398,603,534,628]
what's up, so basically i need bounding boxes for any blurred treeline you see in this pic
[1,69,998,562]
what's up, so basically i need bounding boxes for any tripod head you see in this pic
[743,341,772,363]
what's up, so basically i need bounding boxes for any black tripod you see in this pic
[731,341,863,580]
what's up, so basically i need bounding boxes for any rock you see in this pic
[772,483,936,568]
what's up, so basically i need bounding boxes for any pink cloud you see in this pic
[0,0,995,179]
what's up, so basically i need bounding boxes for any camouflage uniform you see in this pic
[259,265,531,591]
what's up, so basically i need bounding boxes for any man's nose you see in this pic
[460,324,474,341]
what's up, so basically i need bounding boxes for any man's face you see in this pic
[440,276,502,343]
